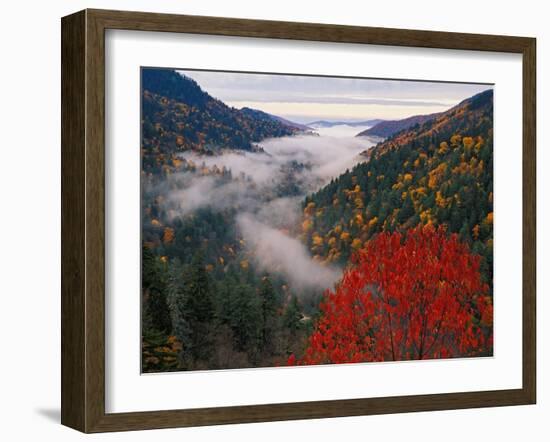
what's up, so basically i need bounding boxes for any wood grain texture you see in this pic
[85,9,107,433]
[61,8,537,433]
[89,8,533,52]
[61,10,86,432]
[522,38,537,403]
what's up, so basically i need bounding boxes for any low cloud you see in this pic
[158,127,376,293]
[255,196,303,230]
[237,213,341,292]
[260,133,370,186]
[181,150,281,187]
[165,176,258,217]
[180,131,374,194]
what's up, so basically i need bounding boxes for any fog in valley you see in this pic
[157,125,377,292]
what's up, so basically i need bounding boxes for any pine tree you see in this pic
[283,295,303,333]
[167,253,214,367]
[142,245,171,333]
[185,253,214,362]
[226,282,263,359]
[259,275,278,351]
[166,260,191,365]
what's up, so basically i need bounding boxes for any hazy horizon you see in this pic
[176,69,493,124]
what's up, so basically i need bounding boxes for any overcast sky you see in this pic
[177,69,492,124]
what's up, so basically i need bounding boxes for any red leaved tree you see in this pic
[289,225,493,366]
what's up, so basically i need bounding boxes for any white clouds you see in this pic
[176,130,376,201]
[181,150,281,187]
[163,128,377,293]
[237,214,341,292]
[309,124,371,137]
[255,196,303,229]
[166,176,256,216]
[261,132,373,186]
[224,101,451,122]
[178,69,493,122]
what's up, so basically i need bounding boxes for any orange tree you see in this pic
[288,225,493,365]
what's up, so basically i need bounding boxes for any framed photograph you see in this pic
[61,9,536,433]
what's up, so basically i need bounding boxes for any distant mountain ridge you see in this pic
[141,69,304,173]
[300,89,494,272]
[269,115,314,132]
[364,89,493,159]
[356,112,443,139]
[307,119,385,128]
[240,107,313,131]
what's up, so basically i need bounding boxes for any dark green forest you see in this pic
[141,69,314,371]
[141,68,494,372]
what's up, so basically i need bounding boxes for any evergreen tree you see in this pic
[142,245,171,333]
[185,253,214,362]
[166,260,191,365]
[226,282,263,360]
[259,275,278,351]
[283,295,303,333]
[167,253,214,367]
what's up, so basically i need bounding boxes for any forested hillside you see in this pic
[141,70,494,372]
[356,111,442,139]
[141,69,315,372]
[141,69,303,175]
[301,89,494,284]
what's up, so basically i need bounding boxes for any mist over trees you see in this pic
[141,68,330,371]
[141,68,494,372]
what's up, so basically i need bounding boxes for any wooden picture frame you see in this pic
[61,8,536,433]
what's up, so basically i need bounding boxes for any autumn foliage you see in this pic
[289,225,493,366]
